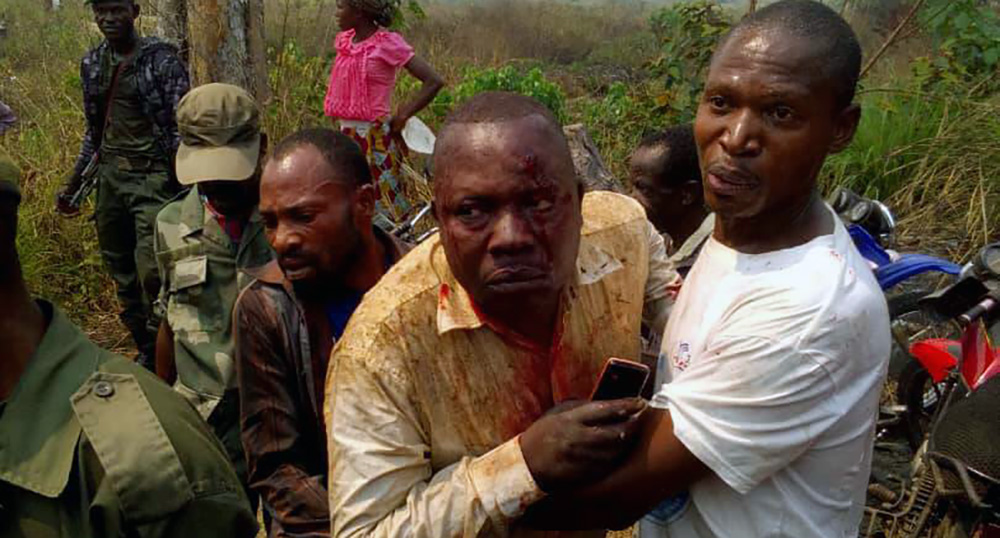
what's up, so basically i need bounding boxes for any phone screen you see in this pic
[591,359,650,401]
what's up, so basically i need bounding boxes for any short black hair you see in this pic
[637,125,700,187]
[722,0,862,109]
[438,91,564,142]
[435,92,577,185]
[270,128,372,189]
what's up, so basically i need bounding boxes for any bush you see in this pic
[911,0,1000,93]
[410,65,567,126]
[647,0,731,121]
[576,81,663,180]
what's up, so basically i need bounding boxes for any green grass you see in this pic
[0,0,127,348]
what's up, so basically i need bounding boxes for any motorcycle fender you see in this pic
[908,338,960,383]
[875,254,963,290]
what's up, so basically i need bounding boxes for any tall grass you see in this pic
[824,88,1000,258]
[0,0,129,349]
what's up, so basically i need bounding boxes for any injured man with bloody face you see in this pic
[325,90,682,538]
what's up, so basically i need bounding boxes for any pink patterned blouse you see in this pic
[323,29,415,122]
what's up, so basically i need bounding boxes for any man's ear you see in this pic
[830,104,861,155]
[355,183,377,220]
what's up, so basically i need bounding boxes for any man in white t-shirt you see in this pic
[522,1,890,537]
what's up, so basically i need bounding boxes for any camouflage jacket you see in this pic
[71,37,190,180]
[154,187,273,420]
[0,301,258,538]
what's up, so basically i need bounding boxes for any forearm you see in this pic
[395,57,445,122]
[523,409,708,531]
[642,219,681,336]
[251,462,329,536]
[395,80,443,123]
[332,436,544,538]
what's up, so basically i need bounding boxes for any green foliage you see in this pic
[390,0,427,30]
[577,81,662,178]
[648,0,730,121]
[264,41,330,141]
[423,65,567,124]
[912,0,1000,93]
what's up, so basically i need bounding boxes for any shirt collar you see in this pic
[436,237,624,336]
[668,213,716,268]
[180,186,266,255]
[178,186,206,239]
[0,302,102,498]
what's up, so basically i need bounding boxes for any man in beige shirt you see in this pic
[325,91,681,538]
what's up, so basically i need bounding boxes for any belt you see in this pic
[103,154,167,172]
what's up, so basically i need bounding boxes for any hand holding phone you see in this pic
[590,358,650,401]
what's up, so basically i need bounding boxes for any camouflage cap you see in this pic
[0,157,20,204]
[175,83,261,186]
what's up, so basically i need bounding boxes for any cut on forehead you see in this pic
[715,0,861,109]
[433,118,579,197]
[434,92,576,181]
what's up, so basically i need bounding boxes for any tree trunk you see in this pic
[563,124,625,194]
[156,0,188,55]
[186,0,270,102]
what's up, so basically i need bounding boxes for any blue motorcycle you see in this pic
[831,188,963,447]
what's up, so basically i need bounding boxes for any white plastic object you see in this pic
[402,117,436,155]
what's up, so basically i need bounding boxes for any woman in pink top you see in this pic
[324,0,444,223]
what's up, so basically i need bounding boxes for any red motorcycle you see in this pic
[863,243,1000,538]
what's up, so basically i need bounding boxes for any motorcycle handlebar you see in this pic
[958,296,999,328]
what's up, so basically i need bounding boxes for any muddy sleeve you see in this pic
[642,219,682,339]
[327,328,545,538]
[235,290,331,537]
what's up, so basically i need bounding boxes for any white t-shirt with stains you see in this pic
[643,210,890,538]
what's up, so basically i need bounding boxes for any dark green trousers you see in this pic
[94,155,178,366]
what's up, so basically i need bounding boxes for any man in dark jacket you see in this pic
[235,128,409,537]
[56,0,190,369]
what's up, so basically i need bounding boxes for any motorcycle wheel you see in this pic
[888,291,940,379]
[897,359,951,451]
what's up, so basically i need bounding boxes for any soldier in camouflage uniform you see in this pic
[0,159,258,537]
[154,83,273,510]
[56,0,190,369]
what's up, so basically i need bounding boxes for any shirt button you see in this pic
[93,381,115,398]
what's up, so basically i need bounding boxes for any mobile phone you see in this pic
[590,358,651,401]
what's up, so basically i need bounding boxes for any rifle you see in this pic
[65,152,100,211]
